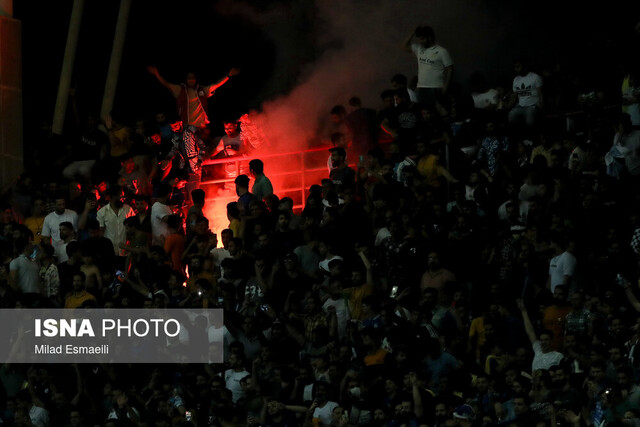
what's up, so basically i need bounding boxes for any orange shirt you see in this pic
[542,305,571,351]
[65,291,97,309]
[364,348,388,366]
[417,154,442,187]
[24,216,46,244]
[343,283,373,320]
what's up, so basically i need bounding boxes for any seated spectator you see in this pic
[506,58,543,128]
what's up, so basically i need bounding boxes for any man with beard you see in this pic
[564,291,593,339]
[56,222,77,265]
[371,407,390,427]
[432,401,450,427]
[506,59,543,128]
[517,299,564,373]
[259,398,298,427]
[509,394,537,426]
[615,366,640,407]
[420,251,456,292]
[381,88,423,152]
[308,382,340,426]
[132,194,152,236]
[41,196,78,264]
[148,66,240,129]
[211,119,252,184]
[402,25,453,109]
[389,395,422,427]
[223,352,251,404]
[268,253,313,312]
[97,186,134,256]
[328,147,356,192]
[548,365,581,415]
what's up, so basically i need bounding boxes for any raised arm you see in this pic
[410,372,424,418]
[402,28,417,52]
[358,249,374,287]
[517,299,538,345]
[147,66,181,97]
[381,118,398,138]
[206,68,241,96]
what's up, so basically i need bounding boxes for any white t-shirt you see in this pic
[513,72,543,107]
[42,209,78,261]
[532,341,564,372]
[9,255,41,294]
[313,401,340,425]
[150,202,172,246]
[224,368,250,403]
[318,255,344,274]
[29,405,50,427]
[412,44,453,89]
[374,227,392,247]
[472,89,499,109]
[548,251,577,293]
[96,204,134,255]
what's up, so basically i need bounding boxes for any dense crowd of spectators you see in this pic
[2,19,640,427]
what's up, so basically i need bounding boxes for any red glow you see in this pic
[201,145,333,242]
[170,121,183,133]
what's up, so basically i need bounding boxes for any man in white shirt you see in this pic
[223,353,250,403]
[517,299,564,373]
[41,197,78,263]
[9,238,42,305]
[547,234,577,293]
[311,382,340,426]
[507,59,543,127]
[56,222,76,264]
[210,228,232,268]
[402,25,453,109]
[151,184,173,246]
[16,389,50,427]
[97,186,135,256]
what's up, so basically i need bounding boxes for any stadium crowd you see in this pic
[2,19,640,427]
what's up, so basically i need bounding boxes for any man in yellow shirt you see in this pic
[342,249,374,320]
[23,198,47,245]
[64,271,97,309]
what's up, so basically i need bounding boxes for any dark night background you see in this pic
[13,0,640,146]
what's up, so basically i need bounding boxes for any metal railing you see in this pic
[200,145,334,211]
